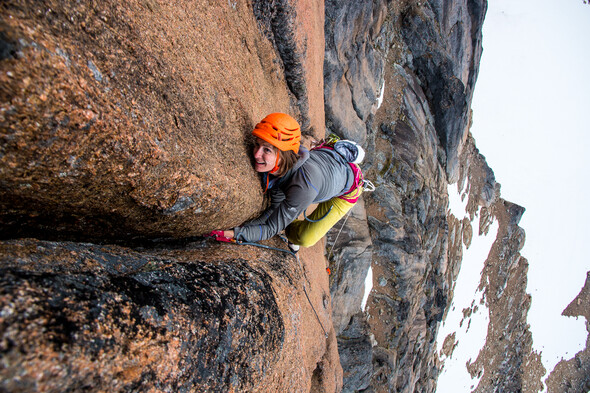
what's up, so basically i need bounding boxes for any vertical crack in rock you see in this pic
[251,0,310,131]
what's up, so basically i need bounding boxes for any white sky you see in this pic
[469,0,590,386]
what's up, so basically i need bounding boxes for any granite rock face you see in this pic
[0,239,284,392]
[3,0,586,392]
[1,0,293,242]
[1,0,341,391]
[401,0,486,182]
[328,198,372,336]
[323,0,388,144]
[325,1,587,392]
[0,238,341,392]
[252,0,326,136]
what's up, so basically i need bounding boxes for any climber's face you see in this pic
[253,138,279,173]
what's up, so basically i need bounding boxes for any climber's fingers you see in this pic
[205,230,235,243]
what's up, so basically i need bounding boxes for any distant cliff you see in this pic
[323,1,589,392]
[324,0,490,390]
[1,1,588,392]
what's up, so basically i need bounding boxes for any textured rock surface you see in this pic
[364,64,450,393]
[451,136,546,393]
[324,0,585,390]
[327,198,372,335]
[323,0,388,144]
[401,0,486,182]
[0,238,341,392]
[545,272,590,393]
[324,0,488,391]
[3,0,586,392]
[0,0,294,242]
[252,0,326,137]
[1,0,341,391]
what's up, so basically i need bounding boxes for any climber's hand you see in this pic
[205,230,235,243]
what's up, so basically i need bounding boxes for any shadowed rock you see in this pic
[0,239,285,392]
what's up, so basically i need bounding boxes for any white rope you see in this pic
[327,178,375,279]
[327,206,354,264]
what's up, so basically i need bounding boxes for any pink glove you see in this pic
[206,230,234,243]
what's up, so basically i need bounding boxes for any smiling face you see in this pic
[253,138,279,173]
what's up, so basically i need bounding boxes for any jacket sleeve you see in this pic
[234,171,318,242]
[241,186,285,227]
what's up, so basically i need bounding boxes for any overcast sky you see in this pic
[469,0,590,382]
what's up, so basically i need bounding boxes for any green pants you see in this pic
[285,187,362,248]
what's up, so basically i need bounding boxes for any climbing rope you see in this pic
[210,235,330,339]
[326,177,375,280]
[327,206,354,263]
[234,239,298,257]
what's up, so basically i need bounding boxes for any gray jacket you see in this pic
[234,147,354,242]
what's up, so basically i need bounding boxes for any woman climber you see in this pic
[211,112,365,252]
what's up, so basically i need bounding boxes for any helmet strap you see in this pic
[270,151,280,174]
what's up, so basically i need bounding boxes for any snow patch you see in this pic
[376,81,385,110]
[447,183,469,218]
[436,183,499,393]
[362,266,373,311]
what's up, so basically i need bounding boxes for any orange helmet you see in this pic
[252,113,301,153]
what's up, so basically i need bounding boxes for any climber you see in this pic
[211,112,365,252]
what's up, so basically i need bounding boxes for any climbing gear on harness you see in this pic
[338,163,363,204]
[362,179,375,192]
[253,113,301,154]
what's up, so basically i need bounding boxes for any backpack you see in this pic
[312,134,365,164]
